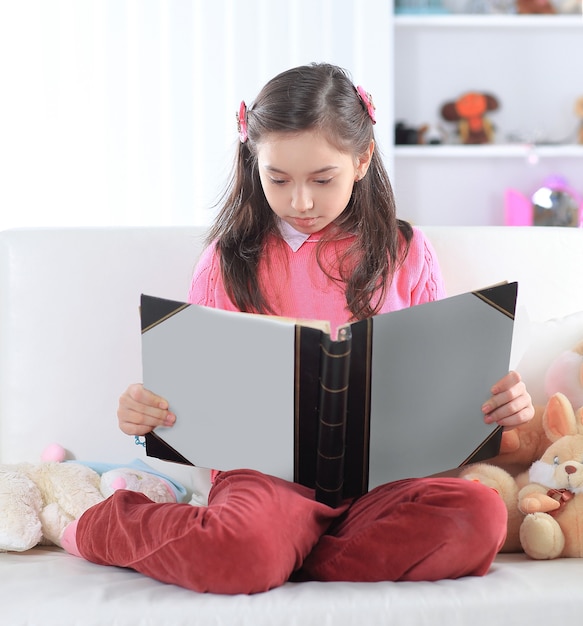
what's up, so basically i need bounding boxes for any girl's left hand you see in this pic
[481,370,534,429]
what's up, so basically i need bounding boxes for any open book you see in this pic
[140,282,517,507]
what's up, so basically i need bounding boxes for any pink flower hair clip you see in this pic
[236,100,248,143]
[356,85,376,125]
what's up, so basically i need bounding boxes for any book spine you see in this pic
[342,318,373,499]
[315,327,352,507]
[294,327,322,490]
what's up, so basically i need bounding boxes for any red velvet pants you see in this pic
[75,469,507,594]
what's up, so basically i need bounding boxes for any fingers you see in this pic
[117,383,176,436]
[481,371,535,429]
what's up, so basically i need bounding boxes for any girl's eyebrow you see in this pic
[263,165,339,175]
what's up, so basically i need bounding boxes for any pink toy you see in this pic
[504,175,583,227]
[100,468,176,503]
[545,341,583,410]
[40,443,67,463]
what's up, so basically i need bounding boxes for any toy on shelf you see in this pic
[456,0,517,12]
[505,175,583,227]
[575,96,583,145]
[395,121,444,145]
[394,0,447,14]
[395,121,422,145]
[516,0,556,12]
[440,92,500,144]
[550,0,583,12]
[517,0,582,12]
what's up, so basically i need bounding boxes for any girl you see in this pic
[63,63,534,594]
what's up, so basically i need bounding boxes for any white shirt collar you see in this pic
[277,218,310,252]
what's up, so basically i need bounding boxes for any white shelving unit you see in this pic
[391,13,583,225]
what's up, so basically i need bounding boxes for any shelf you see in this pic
[394,14,583,28]
[394,144,583,158]
[391,8,582,226]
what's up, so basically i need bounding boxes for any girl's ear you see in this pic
[355,140,375,181]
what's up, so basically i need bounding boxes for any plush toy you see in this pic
[516,0,556,13]
[461,338,583,552]
[0,461,104,552]
[545,341,583,410]
[100,466,177,502]
[575,96,583,145]
[461,462,527,552]
[0,447,179,553]
[518,392,583,559]
[461,392,583,555]
[440,92,500,145]
[551,0,582,11]
[520,0,582,12]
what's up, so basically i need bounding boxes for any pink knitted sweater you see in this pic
[188,226,446,336]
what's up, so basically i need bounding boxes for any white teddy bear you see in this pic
[0,445,179,552]
[0,461,105,551]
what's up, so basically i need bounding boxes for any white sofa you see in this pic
[1,225,583,626]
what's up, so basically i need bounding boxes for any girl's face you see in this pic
[256,130,373,235]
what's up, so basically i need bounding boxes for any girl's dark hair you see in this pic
[206,62,413,320]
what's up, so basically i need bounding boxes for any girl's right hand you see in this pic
[117,383,176,436]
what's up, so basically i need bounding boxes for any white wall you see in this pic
[0,0,392,230]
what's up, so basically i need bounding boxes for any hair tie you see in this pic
[356,85,376,125]
[236,101,248,143]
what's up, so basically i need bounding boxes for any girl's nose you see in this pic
[291,186,313,212]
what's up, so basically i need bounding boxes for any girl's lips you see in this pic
[289,216,319,229]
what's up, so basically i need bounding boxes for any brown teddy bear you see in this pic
[516,0,556,13]
[440,92,500,144]
[518,393,583,559]
[462,392,583,556]
[460,336,583,552]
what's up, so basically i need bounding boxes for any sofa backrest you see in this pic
[1,226,582,464]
